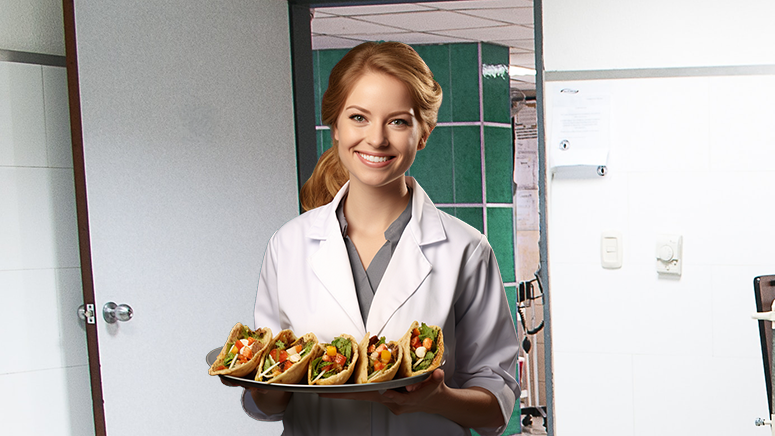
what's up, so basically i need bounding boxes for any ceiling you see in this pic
[310,0,536,94]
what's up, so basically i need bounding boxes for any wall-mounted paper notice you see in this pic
[514,149,538,188]
[548,83,611,177]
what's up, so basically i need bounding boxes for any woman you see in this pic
[241,41,519,435]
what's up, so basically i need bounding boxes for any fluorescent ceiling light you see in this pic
[509,66,536,77]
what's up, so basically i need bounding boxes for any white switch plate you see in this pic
[601,231,622,269]
[656,234,682,276]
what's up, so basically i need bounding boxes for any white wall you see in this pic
[543,0,775,436]
[543,1,775,435]
[543,0,775,72]
[0,0,65,55]
[0,7,95,433]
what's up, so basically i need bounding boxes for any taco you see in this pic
[398,321,444,378]
[308,334,360,385]
[355,333,403,384]
[209,323,272,377]
[255,330,318,384]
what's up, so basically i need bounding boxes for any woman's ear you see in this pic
[332,125,339,142]
[417,128,433,151]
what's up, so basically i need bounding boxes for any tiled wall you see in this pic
[0,60,95,436]
[313,42,520,434]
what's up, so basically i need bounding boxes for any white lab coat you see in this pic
[243,178,519,436]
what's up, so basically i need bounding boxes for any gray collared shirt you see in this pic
[336,189,413,324]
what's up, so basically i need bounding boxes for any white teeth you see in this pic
[359,152,389,163]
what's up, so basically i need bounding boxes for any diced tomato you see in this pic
[281,360,294,372]
[321,364,333,373]
[374,361,386,371]
[270,348,288,362]
[234,340,244,350]
[413,328,420,336]
[240,347,253,359]
[215,365,226,371]
[237,354,248,363]
[334,353,347,366]
[322,354,332,362]
[423,337,433,349]
[411,336,421,348]
[247,337,256,345]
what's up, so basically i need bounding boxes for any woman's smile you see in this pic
[357,151,393,165]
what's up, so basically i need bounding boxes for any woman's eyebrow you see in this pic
[344,105,371,114]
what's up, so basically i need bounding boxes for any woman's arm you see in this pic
[319,369,504,429]
[389,369,504,428]
[248,388,292,416]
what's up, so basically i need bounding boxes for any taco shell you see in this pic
[256,330,318,384]
[208,323,272,377]
[398,321,444,378]
[308,334,360,385]
[355,333,403,384]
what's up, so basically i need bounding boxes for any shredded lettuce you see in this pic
[274,340,286,350]
[331,336,352,363]
[224,352,236,367]
[418,323,437,344]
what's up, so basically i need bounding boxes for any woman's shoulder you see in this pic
[431,208,493,254]
[270,201,334,241]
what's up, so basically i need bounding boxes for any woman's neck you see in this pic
[343,177,410,234]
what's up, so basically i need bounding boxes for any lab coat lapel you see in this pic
[309,183,365,334]
[367,178,445,336]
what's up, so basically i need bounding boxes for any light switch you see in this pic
[656,234,682,276]
[601,231,622,269]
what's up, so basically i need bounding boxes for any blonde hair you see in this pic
[299,41,443,212]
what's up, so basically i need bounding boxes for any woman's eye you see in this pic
[390,119,409,126]
[350,114,365,122]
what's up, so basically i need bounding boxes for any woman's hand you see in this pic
[220,377,291,415]
[319,369,503,429]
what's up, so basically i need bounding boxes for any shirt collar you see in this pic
[335,188,413,241]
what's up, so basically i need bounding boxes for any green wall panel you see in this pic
[484,126,514,203]
[481,43,511,124]
[487,207,515,283]
[410,126,454,203]
[454,207,484,234]
[413,44,452,124]
[449,43,480,122]
[452,125,483,203]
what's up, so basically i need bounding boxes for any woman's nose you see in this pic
[366,125,388,147]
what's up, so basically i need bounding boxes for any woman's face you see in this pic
[333,71,425,192]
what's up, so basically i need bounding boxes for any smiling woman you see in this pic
[231,40,521,436]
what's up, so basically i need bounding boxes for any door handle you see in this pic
[103,302,133,323]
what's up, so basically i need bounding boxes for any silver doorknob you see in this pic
[103,302,133,324]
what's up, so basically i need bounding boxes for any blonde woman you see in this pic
[240,41,519,436]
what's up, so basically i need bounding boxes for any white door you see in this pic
[70,1,298,434]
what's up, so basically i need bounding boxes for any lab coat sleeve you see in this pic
[241,233,285,422]
[453,235,520,436]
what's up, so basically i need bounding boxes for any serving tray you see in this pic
[206,347,430,393]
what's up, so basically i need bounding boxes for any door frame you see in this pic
[287,1,554,433]
[62,1,107,435]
